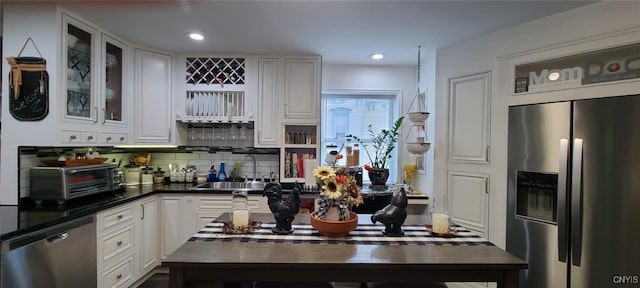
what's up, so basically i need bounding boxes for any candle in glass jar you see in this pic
[232,210,250,227]
[432,213,450,234]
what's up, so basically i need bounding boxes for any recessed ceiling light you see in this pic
[371,53,384,60]
[188,33,204,41]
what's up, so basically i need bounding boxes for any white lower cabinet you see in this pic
[96,196,159,287]
[99,224,135,265]
[190,194,269,234]
[447,171,490,238]
[97,202,137,288]
[138,197,159,277]
[160,193,269,258]
[98,255,135,288]
[94,193,269,285]
[160,196,184,259]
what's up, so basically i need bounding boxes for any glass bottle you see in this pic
[352,143,360,166]
[208,165,218,182]
[218,162,227,182]
[325,144,338,166]
[231,190,250,227]
[345,138,354,166]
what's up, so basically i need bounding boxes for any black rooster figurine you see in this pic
[371,187,408,236]
[263,182,301,234]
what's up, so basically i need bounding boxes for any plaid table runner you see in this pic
[189,222,493,246]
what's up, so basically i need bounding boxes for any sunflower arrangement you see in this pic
[313,165,363,221]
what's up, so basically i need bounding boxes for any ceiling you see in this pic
[57,0,595,65]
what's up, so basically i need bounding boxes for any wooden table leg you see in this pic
[498,269,520,288]
[169,268,185,288]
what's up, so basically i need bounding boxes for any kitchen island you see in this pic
[162,213,527,288]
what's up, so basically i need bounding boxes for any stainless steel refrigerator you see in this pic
[507,95,640,288]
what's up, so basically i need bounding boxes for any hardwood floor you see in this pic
[137,273,169,288]
[136,272,488,288]
[137,274,363,288]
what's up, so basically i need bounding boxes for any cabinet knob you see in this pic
[106,136,112,141]
[117,215,123,220]
[87,135,94,140]
[116,241,122,246]
[70,135,77,140]
[120,136,125,141]
[116,274,122,280]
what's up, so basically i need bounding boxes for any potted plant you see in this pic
[347,117,404,188]
[311,164,363,237]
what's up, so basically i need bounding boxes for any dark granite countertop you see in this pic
[0,182,425,242]
[1,183,183,241]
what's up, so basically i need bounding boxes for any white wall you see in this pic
[435,1,640,246]
[322,62,436,202]
[1,4,61,205]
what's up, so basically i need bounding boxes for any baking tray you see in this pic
[41,158,108,167]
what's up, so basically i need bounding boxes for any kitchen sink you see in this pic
[190,181,250,191]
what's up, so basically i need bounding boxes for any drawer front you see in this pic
[197,196,262,210]
[81,131,98,144]
[99,254,135,288]
[99,224,135,264]
[100,132,127,144]
[60,130,98,144]
[197,197,231,210]
[99,205,134,232]
[61,130,83,143]
[195,212,222,231]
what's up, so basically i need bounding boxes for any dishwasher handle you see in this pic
[46,232,69,244]
[3,216,94,252]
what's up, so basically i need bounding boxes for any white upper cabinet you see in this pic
[61,12,129,145]
[100,34,127,128]
[448,72,492,164]
[255,55,321,147]
[177,56,255,124]
[134,48,173,143]
[255,57,281,147]
[63,14,99,124]
[283,57,320,122]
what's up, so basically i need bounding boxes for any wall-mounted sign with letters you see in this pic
[514,43,640,94]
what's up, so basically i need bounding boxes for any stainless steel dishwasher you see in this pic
[1,216,96,288]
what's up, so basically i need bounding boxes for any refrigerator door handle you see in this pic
[558,139,569,263]
[571,138,584,266]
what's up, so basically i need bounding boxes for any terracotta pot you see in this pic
[310,211,358,237]
[368,168,389,186]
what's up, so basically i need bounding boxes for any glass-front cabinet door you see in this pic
[102,34,126,125]
[64,14,97,122]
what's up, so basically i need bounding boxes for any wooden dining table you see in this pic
[162,213,527,288]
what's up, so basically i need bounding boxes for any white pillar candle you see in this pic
[304,159,319,186]
[232,210,250,227]
[432,213,450,234]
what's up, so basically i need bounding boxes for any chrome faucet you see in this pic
[240,155,257,181]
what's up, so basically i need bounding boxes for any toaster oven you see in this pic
[29,163,122,203]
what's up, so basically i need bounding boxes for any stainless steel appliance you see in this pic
[0,216,96,287]
[507,95,640,287]
[30,163,121,203]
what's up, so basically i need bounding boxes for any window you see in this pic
[321,92,400,184]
